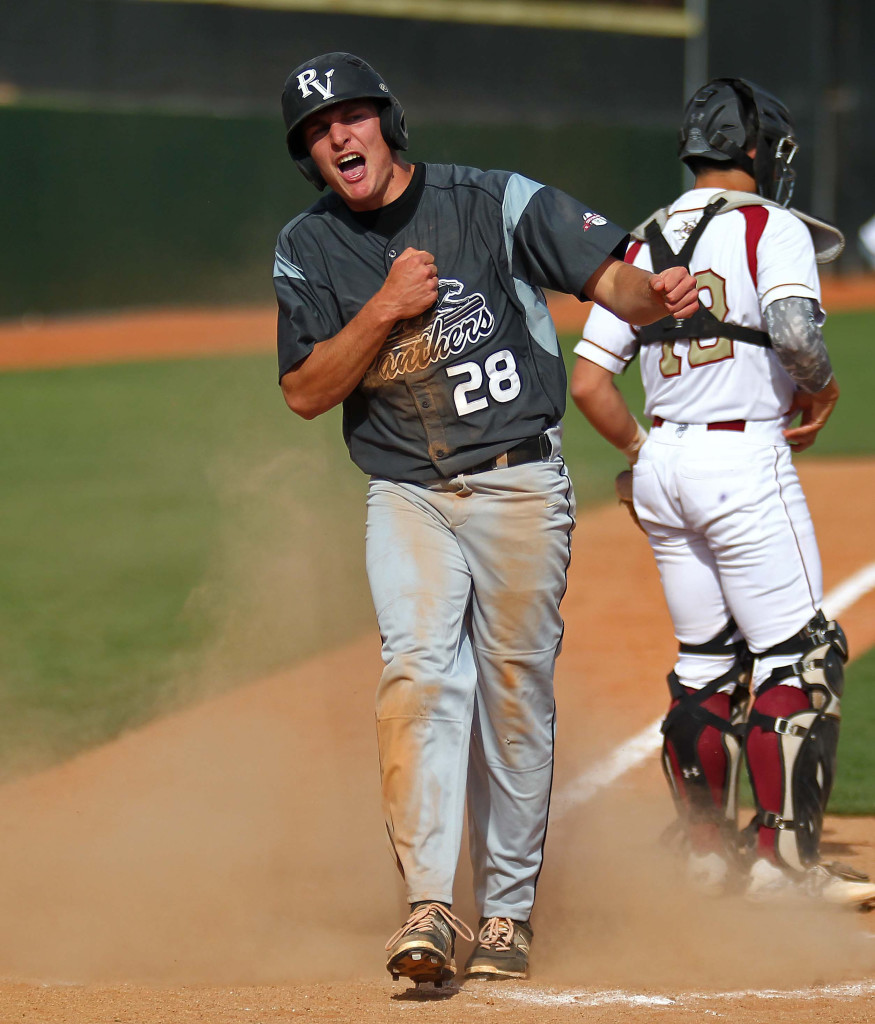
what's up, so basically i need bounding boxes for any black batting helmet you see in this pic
[678,78,798,206]
[281,52,408,190]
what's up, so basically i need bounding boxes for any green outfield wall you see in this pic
[2,105,677,319]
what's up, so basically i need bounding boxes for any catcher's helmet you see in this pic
[678,78,798,206]
[281,52,408,190]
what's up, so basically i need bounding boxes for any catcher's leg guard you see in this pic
[744,611,847,873]
[661,620,752,855]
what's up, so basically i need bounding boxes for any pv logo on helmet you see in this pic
[296,68,335,99]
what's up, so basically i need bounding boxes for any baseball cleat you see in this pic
[745,858,875,910]
[385,902,474,986]
[686,850,733,897]
[464,916,533,980]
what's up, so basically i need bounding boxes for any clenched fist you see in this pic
[649,266,699,319]
[379,247,439,321]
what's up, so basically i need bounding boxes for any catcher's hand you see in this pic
[615,469,644,533]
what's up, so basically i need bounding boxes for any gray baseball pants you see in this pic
[365,443,574,920]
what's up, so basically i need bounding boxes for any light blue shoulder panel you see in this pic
[502,173,560,356]
[274,250,305,280]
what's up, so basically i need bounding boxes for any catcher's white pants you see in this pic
[365,449,574,919]
[632,418,823,691]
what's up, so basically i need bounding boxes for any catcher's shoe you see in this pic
[385,902,474,986]
[464,917,533,981]
[686,850,733,897]
[746,858,875,910]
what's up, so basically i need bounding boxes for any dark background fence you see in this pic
[2,0,871,318]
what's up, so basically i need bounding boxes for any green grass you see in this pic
[0,309,873,802]
[831,645,875,814]
[0,355,371,779]
[793,309,875,457]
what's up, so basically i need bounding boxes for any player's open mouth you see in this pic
[337,153,366,182]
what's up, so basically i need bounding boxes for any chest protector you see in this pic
[634,190,844,350]
[637,197,771,349]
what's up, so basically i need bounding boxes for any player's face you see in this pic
[303,99,408,211]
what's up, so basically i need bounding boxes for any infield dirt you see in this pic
[0,292,874,1022]
[2,272,875,372]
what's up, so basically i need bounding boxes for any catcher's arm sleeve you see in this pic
[766,296,838,452]
[764,296,833,393]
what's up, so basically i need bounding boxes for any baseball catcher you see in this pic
[571,77,875,909]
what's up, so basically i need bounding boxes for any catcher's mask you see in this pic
[281,52,408,190]
[678,77,798,206]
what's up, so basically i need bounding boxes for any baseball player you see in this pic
[571,77,875,908]
[273,51,699,986]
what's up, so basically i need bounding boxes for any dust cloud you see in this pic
[0,635,405,985]
[2,668,871,992]
[156,429,375,717]
[534,786,875,993]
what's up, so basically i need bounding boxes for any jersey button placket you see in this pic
[410,381,449,467]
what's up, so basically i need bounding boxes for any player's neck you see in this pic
[370,158,415,210]
[694,167,757,194]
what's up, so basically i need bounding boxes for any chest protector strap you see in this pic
[637,197,772,349]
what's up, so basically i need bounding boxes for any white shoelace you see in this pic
[385,902,475,950]
[476,916,515,950]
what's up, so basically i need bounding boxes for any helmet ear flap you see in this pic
[379,100,408,151]
[285,129,327,190]
[296,154,327,191]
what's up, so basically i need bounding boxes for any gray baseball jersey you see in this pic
[274,162,626,480]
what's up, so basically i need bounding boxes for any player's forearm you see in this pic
[281,296,399,419]
[764,297,834,394]
[616,266,674,325]
[570,358,647,464]
[282,247,439,418]
[585,258,698,325]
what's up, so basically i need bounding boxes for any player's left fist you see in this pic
[650,266,699,319]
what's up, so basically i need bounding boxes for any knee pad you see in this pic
[661,644,751,848]
[744,611,846,872]
[762,609,848,666]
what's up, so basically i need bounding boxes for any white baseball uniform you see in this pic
[574,187,826,690]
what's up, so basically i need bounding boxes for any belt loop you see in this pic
[707,419,746,432]
[538,431,552,460]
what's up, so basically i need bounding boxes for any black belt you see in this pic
[652,417,746,432]
[464,432,552,475]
